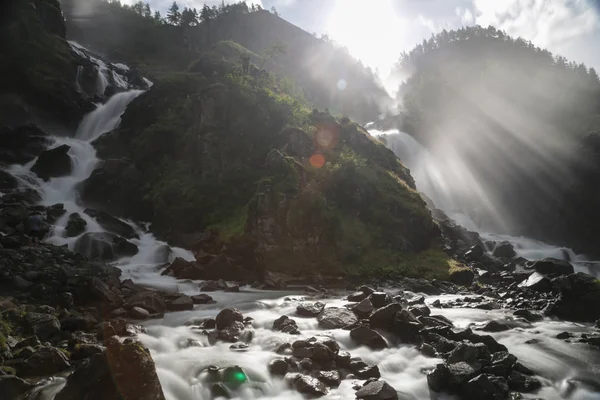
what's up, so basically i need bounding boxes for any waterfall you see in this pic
[369,128,596,273]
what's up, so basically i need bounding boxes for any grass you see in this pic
[207,206,248,242]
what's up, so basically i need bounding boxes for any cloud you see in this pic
[471,0,599,49]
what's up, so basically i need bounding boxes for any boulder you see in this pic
[0,124,50,164]
[447,342,491,364]
[127,291,166,314]
[492,242,516,259]
[370,303,403,330]
[55,338,166,400]
[65,213,87,237]
[296,302,325,317]
[464,374,509,400]
[25,313,61,341]
[350,326,387,350]
[348,291,367,302]
[465,244,484,261]
[351,298,374,318]
[0,170,18,191]
[273,315,300,334]
[19,346,71,376]
[293,375,328,397]
[518,272,551,292]
[427,362,478,394]
[0,375,32,399]
[449,268,475,286]
[513,309,543,322]
[314,370,340,387]
[268,359,288,376]
[356,380,398,400]
[31,144,72,181]
[316,307,358,329]
[370,292,392,308]
[528,258,574,276]
[507,371,541,392]
[216,308,244,330]
[478,320,511,332]
[74,232,138,261]
[191,294,215,304]
[547,273,600,322]
[83,208,138,239]
[167,295,194,311]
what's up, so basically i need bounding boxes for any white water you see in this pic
[369,128,598,275]
[2,54,596,400]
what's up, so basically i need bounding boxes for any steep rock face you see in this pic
[0,0,94,128]
[83,64,441,280]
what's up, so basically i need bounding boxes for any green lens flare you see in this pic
[232,371,247,383]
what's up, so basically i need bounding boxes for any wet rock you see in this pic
[427,362,479,393]
[336,351,351,368]
[359,285,376,295]
[167,295,194,311]
[312,343,335,362]
[517,272,551,292]
[317,307,358,329]
[420,343,436,357]
[513,309,543,322]
[74,232,138,261]
[65,213,87,237]
[293,375,328,397]
[449,268,475,286]
[216,308,244,330]
[491,352,517,367]
[348,291,367,302]
[467,333,508,353]
[370,292,392,308]
[0,375,32,399]
[31,144,72,181]
[479,320,511,332]
[447,342,491,364]
[0,124,50,164]
[296,302,325,317]
[370,303,403,330]
[408,304,430,317]
[556,331,571,340]
[55,337,166,400]
[273,316,300,334]
[465,244,484,261]
[350,361,381,379]
[90,277,122,307]
[268,359,288,376]
[18,346,71,376]
[25,313,61,341]
[127,291,166,314]
[493,242,516,259]
[356,380,398,400]
[507,371,541,392]
[350,325,388,350]
[83,208,138,239]
[528,258,574,276]
[419,314,453,328]
[199,280,227,292]
[464,374,509,400]
[0,170,18,190]
[191,294,215,304]
[130,306,150,319]
[547,273,600,322]
[351,298,374,319]
[315,370,341,387]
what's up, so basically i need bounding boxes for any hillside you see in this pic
[389,25,600,256]
[59,0,389,123]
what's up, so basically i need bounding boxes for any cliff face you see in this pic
[0,0,94,129]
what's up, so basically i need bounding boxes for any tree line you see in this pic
[116,0,279,27]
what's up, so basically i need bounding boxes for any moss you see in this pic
[58,348,71,358]
[208,206,248,242]
[0,366,16,375]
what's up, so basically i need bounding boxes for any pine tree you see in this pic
[154,11,162,22]
[143,2,152,18]
[166,1,181,25]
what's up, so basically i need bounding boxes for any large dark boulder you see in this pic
[296,302,325,317]
[18,346,71,376]
[127,291,166,314]
[464,374,509,400]
[547,273,600,322]
[492,241,516,259]
[449,268,474,286]
[216,308,244,330]
[83,208,138,239]
[30,144,72,181]
[0,125,50,164]
[427,362,479,394]
[55,337,166,400]
[0,170,18,190]
[518,272,551,292]
[0,375,32,399]
[350,326,387,350]
[65,212,87,237]
[527,258,574,276]
[74,232,138,261]
[25,312,61,340]
[293,375,328,397]
[370,303,403,330]
[316,307,358,329]
[356,380,398,400]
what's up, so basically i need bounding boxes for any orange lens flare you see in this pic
[310,153,325,168]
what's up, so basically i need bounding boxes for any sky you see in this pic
[135,0,600,79]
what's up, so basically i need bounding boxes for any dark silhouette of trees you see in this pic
[166,1,181,25]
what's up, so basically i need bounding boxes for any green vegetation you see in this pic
[0,366,16,375]
[0,317,12,351]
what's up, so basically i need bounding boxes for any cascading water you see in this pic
[369,128,599,276]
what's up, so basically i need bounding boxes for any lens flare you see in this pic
[310,153,326,168]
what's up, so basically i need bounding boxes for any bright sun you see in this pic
[327,0,404,77]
